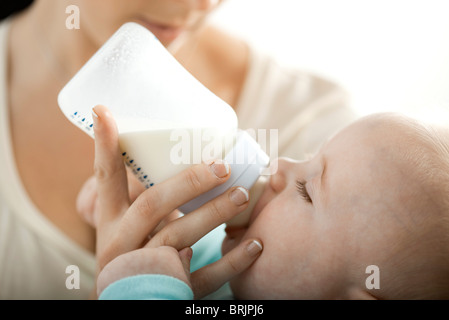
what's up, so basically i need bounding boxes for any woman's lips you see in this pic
[137,18,185,43]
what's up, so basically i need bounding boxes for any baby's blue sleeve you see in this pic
[99,274,193,300]
[190,224,226,272]
[99,225,228,300]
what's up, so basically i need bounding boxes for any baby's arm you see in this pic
[98,247,193,300]
[100,274,193,300]
[97,234,262,300]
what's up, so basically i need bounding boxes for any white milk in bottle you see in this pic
[116,118,236,188]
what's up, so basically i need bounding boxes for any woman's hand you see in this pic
[77,167,180,235]
[76,168,146,228]
[88,105,262,299]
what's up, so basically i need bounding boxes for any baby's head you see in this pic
[223,113,449,299]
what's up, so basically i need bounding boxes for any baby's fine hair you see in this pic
[387,113,449,298]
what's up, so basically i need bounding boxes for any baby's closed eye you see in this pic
[296,180,312,204]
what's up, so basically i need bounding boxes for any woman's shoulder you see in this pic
[181,24,350,116]
[245,49,347,105]
[198,25,249,71]
[198,25,347,108]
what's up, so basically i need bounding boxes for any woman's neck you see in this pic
[13,1,99,87]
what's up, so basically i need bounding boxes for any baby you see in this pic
[89,111,449,299]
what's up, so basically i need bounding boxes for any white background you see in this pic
[209,0,449,124]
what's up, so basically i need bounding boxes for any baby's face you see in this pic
[223,114,430,299]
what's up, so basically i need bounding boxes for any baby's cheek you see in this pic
[229,198,308,298]
[230,239,305,299]
[229,251,273,299]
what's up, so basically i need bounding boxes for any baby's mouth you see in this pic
[224,225,247,239]
[222,225,247,256]
[223,179,271,254]
[225,191,266,236]
[224,194,267,240]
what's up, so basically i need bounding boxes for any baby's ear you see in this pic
[345,287,378,300]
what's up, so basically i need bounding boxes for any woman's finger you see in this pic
[105,160,231,262]
[76,175,99,227]
[147,186,249,250]
[191,239,263,299]
[76,168,145,228]
[126,168,146,203]
[92,105,130,224]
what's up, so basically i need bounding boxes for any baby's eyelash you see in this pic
[296,180,313,204]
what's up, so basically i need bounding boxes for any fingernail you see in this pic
[229,187,249,206]
[210,160,230,178]
[92,107,99,118]
[92,107,99,127]
[246,240,263,257]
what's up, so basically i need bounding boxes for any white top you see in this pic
[0,19,356,299]
[0,20,96,300]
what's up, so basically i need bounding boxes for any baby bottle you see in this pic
[58,22,269,227]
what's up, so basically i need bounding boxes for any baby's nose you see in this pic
[269,158,297,193]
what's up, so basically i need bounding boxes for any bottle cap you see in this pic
[179,131,270,214]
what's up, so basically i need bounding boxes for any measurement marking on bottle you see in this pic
[122,151,153,188]
[71,111,94,134]
[71,111,155,188]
